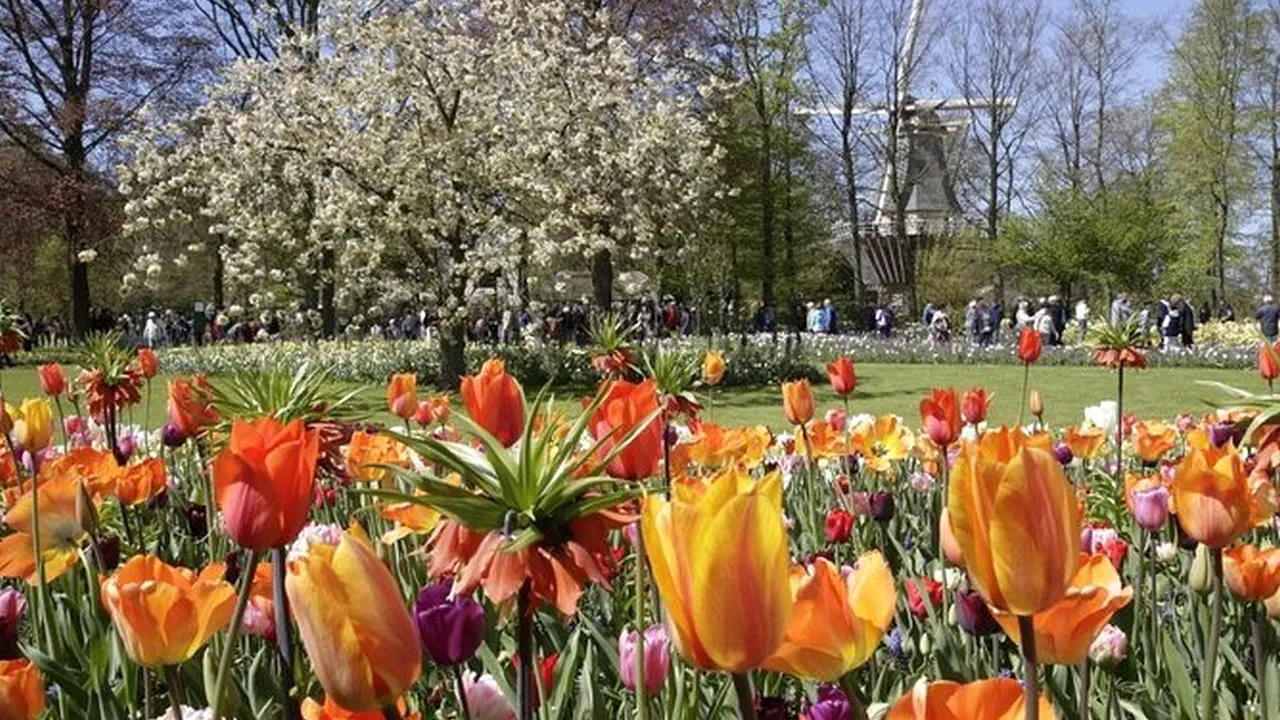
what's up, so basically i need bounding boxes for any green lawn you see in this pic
[0,363,1262,430]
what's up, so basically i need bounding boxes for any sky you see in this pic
[1042,0,1195,92]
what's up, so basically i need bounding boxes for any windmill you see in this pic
[804,0,1015,293]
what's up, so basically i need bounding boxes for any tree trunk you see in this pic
[782,145,795,320]
[1272,111,1280,296]
[592,248,613,310]
[438,318,466,390]
[213,240,226,309]
[842,124,863,309]
[65,190,91,336]
[757,86,776,310]
[320,246,336,338]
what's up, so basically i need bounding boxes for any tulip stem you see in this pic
[164,664,185,716]
[1018,615,1039,720]
[1255,604,1270,720]
[517,581,534,720]
[634,534,649,720]
[1076,659,1090,720]
[1148,533,1159,676]
[1017,362,1029,428]
[731,673,757,720]
[799,423,818,547]
[1198,546,1223,720]
[453,665,472,720]
[381,705,403,720]
[210,550,259,720]
[272,547,300,720]
[11,429,55,653]
[1114,366,1124,481]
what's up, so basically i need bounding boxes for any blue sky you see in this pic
[1042,0,1194,92]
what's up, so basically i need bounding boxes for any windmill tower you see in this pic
[807,0,1014,295]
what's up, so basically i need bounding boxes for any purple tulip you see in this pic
[414,580,485,666]
[1053,443,1073,466]
[869,491,895,523]
[0,589,26,660]
[1130,484,1170,532]
[807,686,852,720]
[90,535,121,572]
[954,588,1000,637]
[1209,422,1242,449]
[161,422,188,448]
[116,433,138,461]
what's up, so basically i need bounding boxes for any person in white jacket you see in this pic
[1074,299,1090,343]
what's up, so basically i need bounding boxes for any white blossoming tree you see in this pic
[121,0,722,386]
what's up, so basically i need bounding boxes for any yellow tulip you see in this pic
[948,427,1080,615]
[0,475,91,584]
[8,399,52,452]
[849,416,915,474]
[1173,443,1275,548]
[286,526,421,711]
[702,351,726,386]
[761,553,895,681]
[992,554,1133,664]
[642,469,791,672]
[100,555,236,667]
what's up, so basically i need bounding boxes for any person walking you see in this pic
[1074,299,1090,343]
[1180,296,1197,347]
[1110,294,1131,326]
[874,303,894,338]
[1258,295,1279,342]
[989,299,1003,343]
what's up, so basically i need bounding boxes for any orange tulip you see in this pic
[380,492,444,545]
[286,526,421,711]
[167,376,220,437]
[886,677,1057,720]
[460,359,524,447]
[0,660,44,720]
[992,554,1133,664]
[1017,327,1042,364]
[781,379,815,426]
[642,470,791,672]
[1133,421,1176,463]
[948,427,1080,615]
[702,351,726,386]
[1224,545,1280,601]
[761,553,895,681]
[0,475,92,584]
[427,394,452,424]
[920,389,961,447]
[939,508,964,567]
[827,356,856,396]
[212,417,320,552]
[1028,390,1044,418]
[100,555,236,667]
[590,378,663,480]
[344,431,409,487]
[301,696,420,720]
[1260,344,1280,383]
[107,458,168,506]
[136,347,159,379]
[36,364,65,397]
[1172,443,1275,548]
[961,387,991,425]
[386,373,418,420]
[1063,425,1106,460]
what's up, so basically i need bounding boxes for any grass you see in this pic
[0,362,1262,431]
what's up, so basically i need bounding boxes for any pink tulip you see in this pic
[825,408,847,433]
[1088,624,1127,669]
[463,671,515,720]
[619,625,669,697]
[1131,485,1170,532]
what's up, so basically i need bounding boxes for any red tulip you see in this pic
[212,417,320,551]
[1017,327,1041,364]
[167,376,220,437]
[460,359,524,447]
[960,387,991,426]
[589,379,663,480]
[905,577,944,618]
[413,401,435,427]
[920,389,961,447]
[1260,344,1280,383]
[136,348,159,379]
[824,509,854,544]
[827,356,857,397]
[36,365,65,397]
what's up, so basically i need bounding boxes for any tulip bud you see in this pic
[1053,443,1073,466]
[619,625,669,697]
[184,505,208,538]
[806,686,852,720]
[463,672,515,720]
[825,408,847,433]
[868,491,895,523]
[1088,624,1127,669]
[1189,544,1213,595]
[75,481,98,535]
[116,433,138,462]
[37,364,65,397]
[0,589,26,660]
[824,509,854,544]
[1028,390,1043,419]
[414,580,486,666]
[954,588,1000,636]
[413,400,435,427]
[90,536,121,572]
[161,422,187,448]
[1156,542,1178,564]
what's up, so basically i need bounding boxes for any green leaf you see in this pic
[1163,632,1198,720]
